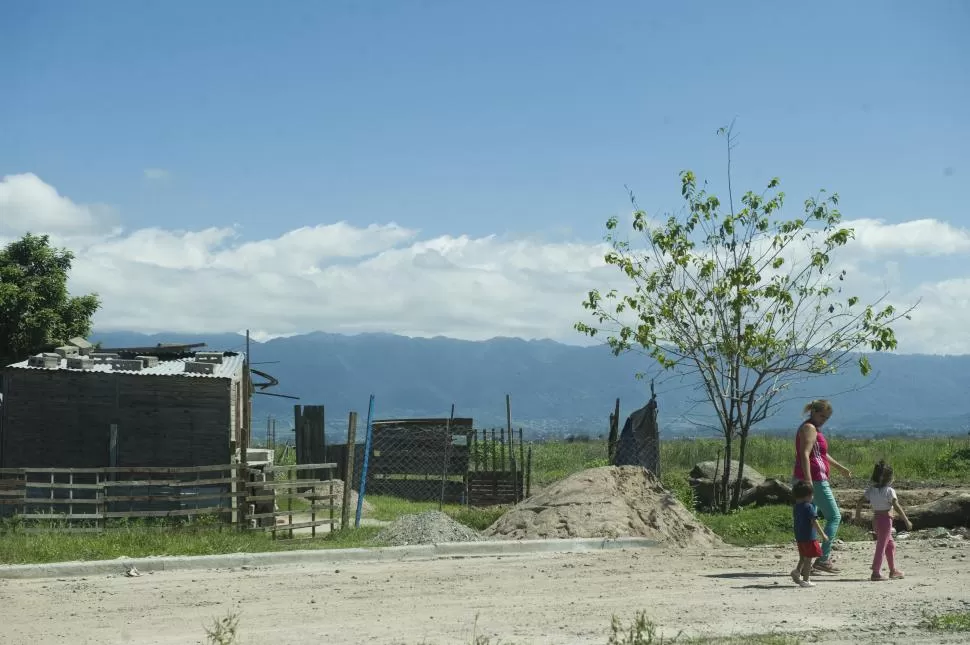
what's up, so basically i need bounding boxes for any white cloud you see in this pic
[1,174,968,354]
[850,218,970,255]
[143,168,172,181]
[0,173,103,235]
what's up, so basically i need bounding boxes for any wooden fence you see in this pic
[0,462,337,537]
[467,428,530,506]
[245,462,338,540]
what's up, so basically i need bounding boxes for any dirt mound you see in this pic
[484,465,723,548]
[320,480,374,516]
[375,511,483,546]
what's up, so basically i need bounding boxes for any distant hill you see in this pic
[90,331,970,440]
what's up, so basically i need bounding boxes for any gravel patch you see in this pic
[374,511,483,546]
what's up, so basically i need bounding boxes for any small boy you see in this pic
[792,480,829,588]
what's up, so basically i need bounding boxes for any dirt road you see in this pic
[1,541,967,644]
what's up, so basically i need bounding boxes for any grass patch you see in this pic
[0,522,382,565]
[366,495,461,521]
[687,637,800,645]
[204,610,241,645]
[606,610,801,645]
[531,440,609,486]
[365,495,505,530]
[921,610,970,632]
[697,504,868,547]
[447,505,507,531]
[530,435,970,488]
[659,435,970,485]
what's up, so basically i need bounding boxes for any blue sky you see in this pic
[3,0,967,239]
[1,1,969,351]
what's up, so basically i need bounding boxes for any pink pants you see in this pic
[872,513,896,573]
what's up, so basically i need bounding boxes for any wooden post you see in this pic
[294,405,304,464]
[510,433,518,503]
[608,398,620,462]
[341,412,358,530]
[518,429,525,499]
[490,429,496,471]
[95,472,103,531]
[240,330,252,530]
[287,471,293,540]
[472,428,479,472]
[311,483,317,539]
[438,404,455,511]
[499,427,506,472]
[526,446,532,498]
[328,478,335,536]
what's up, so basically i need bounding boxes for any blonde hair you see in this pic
[803,399,833,416]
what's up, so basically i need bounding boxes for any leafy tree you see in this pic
[577,127,914,512]
[0,233,101,366]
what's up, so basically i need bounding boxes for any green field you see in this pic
[531,434,970,487]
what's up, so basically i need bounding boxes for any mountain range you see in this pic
[89,331,970,441]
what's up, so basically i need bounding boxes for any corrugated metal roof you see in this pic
[4,353,246,379]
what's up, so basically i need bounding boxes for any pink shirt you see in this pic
[793,425,829,482]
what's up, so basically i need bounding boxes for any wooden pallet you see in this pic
[467,471,524,506]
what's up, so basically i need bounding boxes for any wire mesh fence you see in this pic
[361,418,473,504]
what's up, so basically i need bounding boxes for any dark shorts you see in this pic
[797,540,822,558]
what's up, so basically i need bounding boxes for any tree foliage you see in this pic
[576,128,914,512]
[0,233,101,366]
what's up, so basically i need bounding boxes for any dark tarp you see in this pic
[611,395,660,476]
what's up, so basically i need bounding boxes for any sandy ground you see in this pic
[1,541,968,645]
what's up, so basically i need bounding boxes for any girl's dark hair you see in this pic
[871,460,894,488]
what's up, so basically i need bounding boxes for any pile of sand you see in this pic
[484,465,723,548]
[375,511,483,546]
[320,480,375,516]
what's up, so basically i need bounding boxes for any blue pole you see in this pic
[355,394,375,528]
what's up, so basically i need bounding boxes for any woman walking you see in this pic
[793,399,852,573]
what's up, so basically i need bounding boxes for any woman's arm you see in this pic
[798,423,817,483]
[826,454,852,477]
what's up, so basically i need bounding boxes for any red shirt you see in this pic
[793,425,829,482]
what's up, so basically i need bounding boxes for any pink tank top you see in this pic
[793,425,829,482]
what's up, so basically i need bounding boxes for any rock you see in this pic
[485,466,723,548]
[687,461,777,509]
[906,493,970,531]
[689,461,766,489]
[738,478,793,507]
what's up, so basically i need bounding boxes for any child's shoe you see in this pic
[813,559,840,573]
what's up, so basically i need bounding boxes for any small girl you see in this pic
[855,461,912,581]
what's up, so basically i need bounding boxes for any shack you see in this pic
[0,341,248,469]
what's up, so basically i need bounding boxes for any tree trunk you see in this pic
[720,434,733,514]
[732,428,749,510]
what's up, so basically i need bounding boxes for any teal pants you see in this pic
[812,480,841,562]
